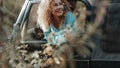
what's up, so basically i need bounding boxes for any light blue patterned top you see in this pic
[44,12,76,45]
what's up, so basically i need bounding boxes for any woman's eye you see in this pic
[59,2,63,5]
[54,3,58,6]
[54,2,63,6]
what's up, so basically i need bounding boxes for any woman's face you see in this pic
[51,0,64,17]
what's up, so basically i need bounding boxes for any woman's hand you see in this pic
[48,32,55,44]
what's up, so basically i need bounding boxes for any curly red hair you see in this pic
[37,0,70,31]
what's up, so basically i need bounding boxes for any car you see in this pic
[9,0,120,68]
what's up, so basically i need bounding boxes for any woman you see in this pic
[37,0,76,45]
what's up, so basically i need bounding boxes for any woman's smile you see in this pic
[52,0,64,17]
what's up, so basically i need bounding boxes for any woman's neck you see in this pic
[53,15,63,22]
[52,15,64,28]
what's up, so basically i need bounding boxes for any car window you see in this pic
[101,2,120,53]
